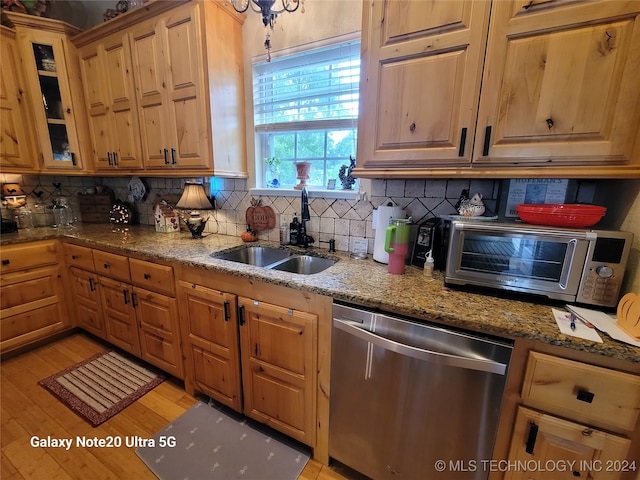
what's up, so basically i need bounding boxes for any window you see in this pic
[252,39,360,190]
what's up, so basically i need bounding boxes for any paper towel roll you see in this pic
[372,205,405,263]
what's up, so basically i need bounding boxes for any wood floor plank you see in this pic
[1,333,355,480]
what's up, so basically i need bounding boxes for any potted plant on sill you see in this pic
[294,161,311,190]
[264,156,281,188]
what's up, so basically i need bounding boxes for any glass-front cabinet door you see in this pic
[6,12,86,171]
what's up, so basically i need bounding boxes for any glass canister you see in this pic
[51,183,73,228]
[14,206,34,229]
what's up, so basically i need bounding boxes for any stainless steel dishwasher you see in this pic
[329,303,513,480]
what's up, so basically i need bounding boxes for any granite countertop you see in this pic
[3,224,640,364]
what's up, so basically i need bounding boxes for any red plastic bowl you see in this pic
[516,204,606,228]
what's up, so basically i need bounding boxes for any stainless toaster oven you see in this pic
[445,220,633,308]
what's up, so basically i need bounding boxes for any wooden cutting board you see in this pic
[617,292,640,339]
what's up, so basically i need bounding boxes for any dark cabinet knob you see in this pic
[143,273,151,280]
[2,259,10,265]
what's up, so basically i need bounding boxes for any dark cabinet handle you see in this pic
[143,273,151,280]
[103,263,110,269]
[171,148,177,164]
[525,421,538,454]
[113,152,118,166]
[71,255,77,260]
[577,389,594,403]
[223,301,230,322]
[482,126,492,156]
[458,127,467,157]
[163,148,169,165]
[546,118,554,129]
[123,289,129,304]
[107,151,112,166]
[89,277,94,291]
[131,292,137,308]
[71,152,76,166]
[2,259,10,265]
[409,122,416,133]
[238,305,245,326]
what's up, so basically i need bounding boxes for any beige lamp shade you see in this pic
[2,183,26,198]
[176,182,211,210]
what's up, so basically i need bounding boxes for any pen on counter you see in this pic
[569,313,576,330]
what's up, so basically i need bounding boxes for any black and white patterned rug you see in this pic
[136,401,310,480]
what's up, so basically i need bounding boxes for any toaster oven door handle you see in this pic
[454,222,592,239]
[334,318,508,375]
[559,239,578,289]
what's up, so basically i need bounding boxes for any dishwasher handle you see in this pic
[334,318,508,375]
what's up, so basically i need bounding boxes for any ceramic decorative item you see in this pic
[339,156,356,190]
[127,176,146,202]
[294,161,311,190]
[457,192,486,217]
[154,203,180,233]
[109,200,131,224]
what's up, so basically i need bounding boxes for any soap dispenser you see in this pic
[280,214,290,245]
[289,213,300,245]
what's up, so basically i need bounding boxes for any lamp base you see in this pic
[185,219,207,239]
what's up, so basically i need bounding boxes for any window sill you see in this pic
[250,188,362,200]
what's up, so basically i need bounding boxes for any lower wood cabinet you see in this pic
[178,280,242,411]
[178,272,319,447]
[0,240,70,354]
[135,285,182,379]
[99,275,141,357]
[68,266,105,338]
[238,297,317,446]
[506,406,631,480]
[505,351,640,480]
[64,242,183,379]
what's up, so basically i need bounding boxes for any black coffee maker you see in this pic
[410,217,444,270]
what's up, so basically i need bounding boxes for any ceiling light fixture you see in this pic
[230,0,305,61]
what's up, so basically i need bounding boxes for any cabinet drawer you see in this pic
[1,240,58,273]
[522,352,640,431]
[63,243,95,271]
[129,258,174,296]
[93,250,130,282]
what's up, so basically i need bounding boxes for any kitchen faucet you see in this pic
[297,187,314,247]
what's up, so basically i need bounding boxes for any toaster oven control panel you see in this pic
[577,235,631,307]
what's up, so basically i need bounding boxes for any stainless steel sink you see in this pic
[212,246,337,274]
[269,255,337,274]
[212,246,291,266]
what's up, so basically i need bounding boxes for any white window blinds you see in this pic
[253,40,360,132]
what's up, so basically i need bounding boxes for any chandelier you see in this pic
[230,0,305,60]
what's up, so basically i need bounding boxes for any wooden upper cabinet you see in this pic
[474,0,640,168]
[0,26,36,171]
[355,0,640,178]
[77,31,143,171]
[4,12,89,172]
[71,0,247,176]
[354,0,491,173]
[130,4,210,169]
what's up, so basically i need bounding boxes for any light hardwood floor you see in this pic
[1,333,354,480]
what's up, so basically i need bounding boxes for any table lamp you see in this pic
[176,182,212,238]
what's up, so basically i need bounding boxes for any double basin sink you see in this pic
[212,246,337,275]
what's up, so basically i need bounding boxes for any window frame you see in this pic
[250,34,361,194]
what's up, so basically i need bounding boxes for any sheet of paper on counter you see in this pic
[552,308,603,343]
[566,305,640,348]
